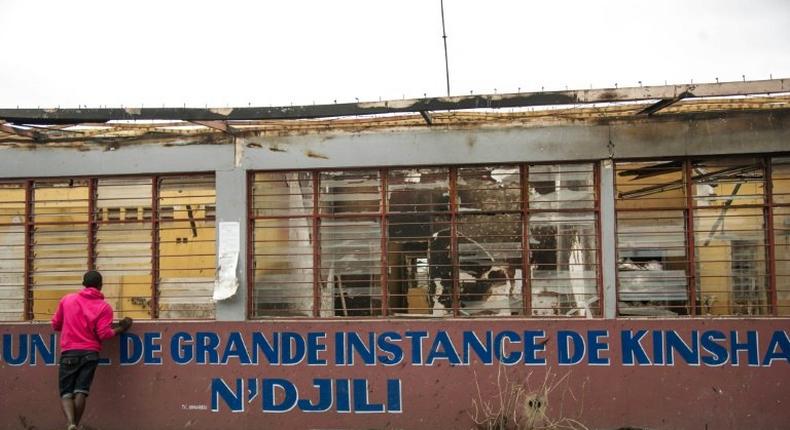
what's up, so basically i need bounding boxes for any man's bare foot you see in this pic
[67,425,78,430]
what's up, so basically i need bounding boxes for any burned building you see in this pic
[1,79,789,430]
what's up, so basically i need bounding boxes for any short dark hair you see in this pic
[83,270,103,288]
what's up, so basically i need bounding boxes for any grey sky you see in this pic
[1,0,788,108]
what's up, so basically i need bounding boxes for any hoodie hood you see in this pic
[79,287,105,300]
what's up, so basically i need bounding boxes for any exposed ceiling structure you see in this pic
[0,78,788,145]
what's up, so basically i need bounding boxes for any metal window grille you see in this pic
[770,157,790,315]
[0,174,216,321]
[614,156,785,316]
[249,163,601,318]
[0,182,26,320]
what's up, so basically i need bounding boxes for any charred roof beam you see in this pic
[0,78,785,125]
[420,111,433,126]
[0,122,43,140]
[189,120,238,136]
[637,91,694,116]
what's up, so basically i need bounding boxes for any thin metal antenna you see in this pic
[440,0,450,96]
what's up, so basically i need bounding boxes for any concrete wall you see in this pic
[1,320,789,430]
[1,112,790,429]
[1,111,789,321]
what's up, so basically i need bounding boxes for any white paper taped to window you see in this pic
[214,221,240,301]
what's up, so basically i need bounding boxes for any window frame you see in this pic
[0,172,216,321]
[247,162,603,319]
[614,154,787,317]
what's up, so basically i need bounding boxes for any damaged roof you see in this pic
[0,78,788,144]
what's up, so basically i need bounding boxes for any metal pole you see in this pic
[440,0,451,97]
[684,161,698,316]
[247,172,255,319]
[764,157,778,315]
[380,169,390,316]
[151,176,160,319]
[520,165,532,316]
[449,167,459,315]
[23,181,33,320]
[312,174,321,317]
[87,178,97,270]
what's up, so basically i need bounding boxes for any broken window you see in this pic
[388,167,452,316]
[0,182,26,320]
[157,176,217,319]
[528,164,599,317]
[249,163,599,318]
[455,166,524,316]
[251,172,315,317]
[773,157,790,315]
[31,180,91,319]
[0,175,216,321]
[95,178,153,320]
[615,161,689,316]
[693,158,767,315]
[616,157,776,316]
[319,170,382,317]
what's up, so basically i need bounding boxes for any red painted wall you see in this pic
[2,319,789,430]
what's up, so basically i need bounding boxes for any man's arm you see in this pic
[111,317,133,335]
[51,300,64,332]
[95,305,131,340]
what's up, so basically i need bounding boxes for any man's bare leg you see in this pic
[74,393,87,426]
[60,396,76,428]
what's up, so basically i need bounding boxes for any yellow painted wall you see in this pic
[0,183,216,321]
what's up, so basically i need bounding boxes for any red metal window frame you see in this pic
[613,155,783,317]
[10,172,215,321]
[247,162,603,319]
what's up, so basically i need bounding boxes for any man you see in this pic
[51,270,133,430]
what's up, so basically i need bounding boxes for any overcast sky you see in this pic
[1,0,788,109]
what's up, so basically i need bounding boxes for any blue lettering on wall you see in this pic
[387,379,403,413]
[494,331,521,365]
[587,330,609,366]
[208,378,405,414]
[523,331,546,366]
[665,330,699,366]
[211,378,244,412]
[731,330,759,366]
[621,330,650,366]
[171,332,193,365]
[297,379,333,412]
[462,331,493,365]
[282,332,306,366]
[377,332,404,366]
[336,378,351,413]
[353,379,385,413]
[221,332,251,365]
[700,330,729,366]
[335,332,345,366]
[251,332,278,365]
[346,332,375,366]
[248,378,258,403]
[263,379,298,413]
[144,332,162,365]
[558,331,584,366]
[2,334,27,366]
[652,330,664,366]
[307,332,327,366]
[30,334,56,366]
[405,331,428,366]
[762,330,790,366]
[195,332,220,364]
[120,333,142,366]
[426,331,461,365]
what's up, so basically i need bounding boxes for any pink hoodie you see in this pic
[51,288,115,352]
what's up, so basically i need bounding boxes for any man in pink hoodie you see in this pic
[51,270,133,430]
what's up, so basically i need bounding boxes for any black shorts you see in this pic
[58,350,99,399]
